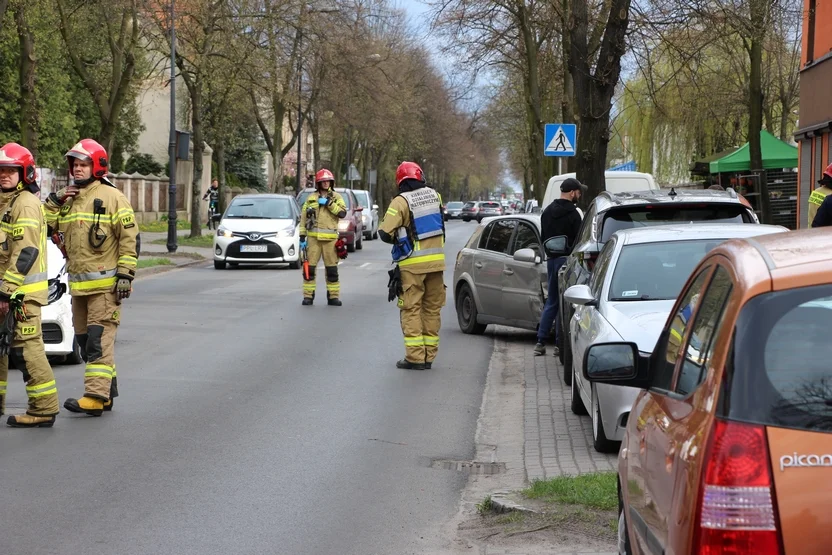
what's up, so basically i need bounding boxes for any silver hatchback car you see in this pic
[454,215,553,334]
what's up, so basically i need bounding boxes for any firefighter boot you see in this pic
[302,298,313,306]
[64,396,104,416]
[7,414,56,428]
[396,359,426,370]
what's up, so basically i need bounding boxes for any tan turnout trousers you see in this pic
[72,292,121,401]
[398,270,446,364]
[303,238,340,300]
[0,302,59,416]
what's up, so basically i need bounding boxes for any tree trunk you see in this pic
[216,138,227,212]
[190,81,204,237]
[748,4,771,223]
[561,0,577,174]
[519,3,545,203]
[0,0,10,37]
[778,98,791,141]
[310,114,320,171]
[16,5,37,155]
[573,117,608,204]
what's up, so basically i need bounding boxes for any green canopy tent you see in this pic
[709,130,798,173]
[690,146,740,175]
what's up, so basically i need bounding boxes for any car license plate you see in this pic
[240,245,267,253]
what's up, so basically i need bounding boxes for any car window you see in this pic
[297,191,313,206]
[576,203,597,247]
[600,205,750,243]
[511,222,541,255]
[608,239,728,301]
[482,202,501,209]
[589,239,616,296]
[226,198,295,219]
[448,202,464,209]
[353,191,370,208]
[463,202,476,209]
[478,221,494,249]
[483,219,516,254]
[675,267,733,396]
[335,190,353,209]
[651,268,712,391]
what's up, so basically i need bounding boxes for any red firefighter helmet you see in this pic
[821,163,832,184]
[65,138,109,179]
[0,143,37,185]
[396,161,424,186]
[315,169,335,184]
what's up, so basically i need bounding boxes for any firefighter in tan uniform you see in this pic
[299,169,347,306]
[44,139,138,416]
[808,163,832,228]
[0,143,59,427]
[379,162,446,370]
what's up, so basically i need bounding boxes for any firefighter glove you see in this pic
[318,197,329,206]
[387,266,402,302]
[299,238,307,250]
[335,239,348,260]
[115,277,132,300]
[53,186,79,205]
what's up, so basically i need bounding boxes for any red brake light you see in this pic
[694,419,782,555]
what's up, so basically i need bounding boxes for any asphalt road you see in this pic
[0,220,492,555]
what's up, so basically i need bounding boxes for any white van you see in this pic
[542,171,659,209]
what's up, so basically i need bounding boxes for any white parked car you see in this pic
[564,223,787,453]
[213,194,301,270]
[42,241,82,364]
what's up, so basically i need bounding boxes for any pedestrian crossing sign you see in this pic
[544,124,576,157]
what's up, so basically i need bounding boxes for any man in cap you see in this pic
[534,177,586,356]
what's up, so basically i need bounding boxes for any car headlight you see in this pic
[338,220,350,232]
[362,214,370,225]
[217,226,233,238]
[278,225,295,238]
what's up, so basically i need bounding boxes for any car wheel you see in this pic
[456,284,487,335]
[289,260,300,270]
[356,235,363,250]
[570,365,588,415]
[592,385,620,453]
[476,216,483,223]
[618,498,632,555]
[347,237,356,252]
[562,338,573,386]
[463,217,470,222]
[372,229,379,240]
[64,337,84,365]
[214,260,226,270]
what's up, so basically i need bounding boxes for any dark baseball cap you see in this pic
[561,177,587,193]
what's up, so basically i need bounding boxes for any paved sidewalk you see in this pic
[519,335,617,480]
[141,230,214,258]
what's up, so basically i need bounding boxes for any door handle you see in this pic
[503,268,514,275]
[474,262,483,269]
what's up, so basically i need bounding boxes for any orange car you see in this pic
[582,228,832,555]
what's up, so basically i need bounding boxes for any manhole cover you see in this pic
[430,459,506,475]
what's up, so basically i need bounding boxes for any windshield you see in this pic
[609,239,727,301]
[447,202,464,209]
[226,198,294,220]
[722,285,832,433]
[353,191,370,208]
[601,205,750,243]
[297,190,351,209]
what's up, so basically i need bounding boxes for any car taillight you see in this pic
[694,419,782,555]
[472,207,479,212]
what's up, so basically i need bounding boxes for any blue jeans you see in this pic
[537,257,566,344]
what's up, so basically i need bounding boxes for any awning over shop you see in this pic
[689,146,740,174]
[709,130,798,173]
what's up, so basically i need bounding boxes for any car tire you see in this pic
[214,260,226,270]
[289,260,300,270]
[372,229,379,240]
[476,216,483,223]
[356,235,363,250]
[555,312,565,363]
[562,337,573,386]
[618,495,633,555]
[64,337,84,365]
[456,284,487,335]
[592,385,620,454]
[347,237,356,252]
[570,366,588,415]
[463,217,470,222]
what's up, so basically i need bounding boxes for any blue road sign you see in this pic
[544,124,576,157]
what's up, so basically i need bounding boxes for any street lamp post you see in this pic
[166,0,178,253]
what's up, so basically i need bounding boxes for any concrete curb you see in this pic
[489,490,542,514]
[135,257,208,279]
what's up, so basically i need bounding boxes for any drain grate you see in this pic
[430,459,506,475]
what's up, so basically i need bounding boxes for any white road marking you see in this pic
[360,263,371,268]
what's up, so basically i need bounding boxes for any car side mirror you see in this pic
[564,284,596,307]
[543,235,569,258]
[583,342,651,389]
[513,248,540,264]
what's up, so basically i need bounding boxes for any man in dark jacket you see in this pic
[534,177,586,356]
